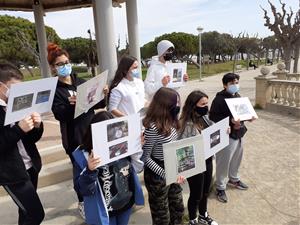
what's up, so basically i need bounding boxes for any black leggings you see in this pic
[187,157,213,220]
[3,167,45,225]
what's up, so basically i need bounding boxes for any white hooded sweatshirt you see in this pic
[144,58,169,100]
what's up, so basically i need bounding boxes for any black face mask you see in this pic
[163,52,174,61]
[195,106,208,116]
[170,106,180,119]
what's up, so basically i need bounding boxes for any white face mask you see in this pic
[0,81,10,98]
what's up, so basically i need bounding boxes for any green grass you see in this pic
[22,60,259,82]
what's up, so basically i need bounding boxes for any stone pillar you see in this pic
[92,0,118,83]
[33,3,51,78]
[126,0,142,77]
[272,62,288,80]
[255,66,276,108]
[92,1,102,72]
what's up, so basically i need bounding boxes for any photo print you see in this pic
[36,90,51,104]
[107,121,129,142]
[173,68,183,83]
[176,145,196,173]
[234,103,251,116]
[12,93,34,112]
[109,141,128,159]
[86,85,98,104]
[210,130,221,148]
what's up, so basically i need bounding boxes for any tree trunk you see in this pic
[246,52,250,70]
[283,45,292,72]
[293,43,300,73]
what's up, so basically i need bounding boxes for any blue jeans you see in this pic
[109,207,132,225]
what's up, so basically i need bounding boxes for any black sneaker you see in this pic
[189,218,199,225]
[228,180,249,190]
[216,189,227,203]
[198,212,218,225]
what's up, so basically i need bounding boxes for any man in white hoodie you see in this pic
[144,40,188,100]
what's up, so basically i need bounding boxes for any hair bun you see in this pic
[47,43,60,53]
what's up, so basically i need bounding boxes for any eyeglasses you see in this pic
[55,61,70,67]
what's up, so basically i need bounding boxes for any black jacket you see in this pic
[0,107,43,185]
[209,89,247,139]
[52,73,106,155]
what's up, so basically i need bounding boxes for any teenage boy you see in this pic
[209,73,250,203]
[0,63,45,225]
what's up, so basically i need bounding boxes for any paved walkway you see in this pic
[0,65,299,225]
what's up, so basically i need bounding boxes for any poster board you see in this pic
[166,62,187,88]
[74,70,108,118]
[4,77,58,125]
[202,117,229,159]
[225,97,258,121]
[91,113,141,165]
[163,135,206,185]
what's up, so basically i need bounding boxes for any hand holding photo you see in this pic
[163,135,206,185]
[166,63,187,88]
[225,97,258,121]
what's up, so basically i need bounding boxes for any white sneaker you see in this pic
[78,202,86,220]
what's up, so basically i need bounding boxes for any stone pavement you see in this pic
[0,65,299,225]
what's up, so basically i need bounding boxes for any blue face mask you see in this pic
[56,64,72,77]
[131,69,140,78]
[227,84,239,94]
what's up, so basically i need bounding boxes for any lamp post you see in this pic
[197,26,204,81]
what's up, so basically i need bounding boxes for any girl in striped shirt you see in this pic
[141,87,185,225]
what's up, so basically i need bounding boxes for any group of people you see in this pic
[0,39,252,225]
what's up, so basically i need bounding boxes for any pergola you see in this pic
[0,0,141,80]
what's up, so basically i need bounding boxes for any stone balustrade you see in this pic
[286,73,300,81]
[255,65,300,117]
[268,80,300,107]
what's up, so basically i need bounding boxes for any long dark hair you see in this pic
[80,111,114,154]
[179,90,208,132]
[143,87,180,136]
[109,55,137,90]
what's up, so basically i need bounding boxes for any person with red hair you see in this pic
[47,43,107,220]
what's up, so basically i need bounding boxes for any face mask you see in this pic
[56,63,72,77]
[163,52,174,61]
[131,69,140,78]
[227,84,239,94]
[170,106,180,119]
[195,105,208,116]
[0,81,9,98]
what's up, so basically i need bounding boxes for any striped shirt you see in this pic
[141,123,178,178]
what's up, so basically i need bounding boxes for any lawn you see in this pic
[22,60,255,82]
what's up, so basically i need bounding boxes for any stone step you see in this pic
[39,144,68,165]
[0,158,72,197]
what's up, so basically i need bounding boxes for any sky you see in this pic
[0,0,299,48]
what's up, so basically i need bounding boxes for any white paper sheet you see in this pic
[74,70,108,118]
[4,77,58,125]
[163,135,206,185]
[225,97,258,121]
[166,62,187,88]
[202,117,229,159]
[91,113,142,165]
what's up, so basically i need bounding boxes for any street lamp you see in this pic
[197,26,204,81]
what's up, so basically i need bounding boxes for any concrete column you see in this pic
[126,0,142,77]
[93,0,118,83]
[92,1,102,72]
[33,3,51,78]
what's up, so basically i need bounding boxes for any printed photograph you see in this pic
[36,90,51,104]
[107,120,129,142]
[172,68,183,83]
[12,93,34,112]
[234,103,251,116]
[109,141,128,159]
[86,84,98,104]
[176,145,196,173]
[210,130,221,148]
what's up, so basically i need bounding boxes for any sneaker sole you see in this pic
[227,182,248,190]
